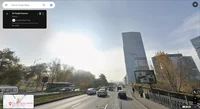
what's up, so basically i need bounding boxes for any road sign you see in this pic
[134,70,157,84]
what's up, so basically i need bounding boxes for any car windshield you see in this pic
[1,1,200,109]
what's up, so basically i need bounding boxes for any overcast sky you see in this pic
[0,0,200,81]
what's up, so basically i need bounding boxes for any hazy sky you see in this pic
[0,0,200,81]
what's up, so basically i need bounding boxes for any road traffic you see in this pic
[35,87,146,109]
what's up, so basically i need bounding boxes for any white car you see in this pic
[97,89,107,97]
[87,88,96,95]
[74,88,80,91]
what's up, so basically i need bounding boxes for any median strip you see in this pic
[35,91,84,106]
[0,103,2,109]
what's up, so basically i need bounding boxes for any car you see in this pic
[59,87,71,93]
[87,88,96,95]
[101,87,107,91]
[117,86,122,91]
[97,89,107,97]
[74,88,81,91]
[118,90,127,99]
[108,87,114,91]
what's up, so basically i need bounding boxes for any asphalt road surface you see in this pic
[35,89,147,109]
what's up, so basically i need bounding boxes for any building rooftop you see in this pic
[152,53,183,58]
[191,36,200,41]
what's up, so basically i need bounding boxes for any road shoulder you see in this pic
[130,90,169,109]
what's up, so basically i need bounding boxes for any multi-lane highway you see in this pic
[35,89,147,109]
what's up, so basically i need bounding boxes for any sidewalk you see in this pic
[127,87,169,109]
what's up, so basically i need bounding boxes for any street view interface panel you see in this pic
[0,0,200,109]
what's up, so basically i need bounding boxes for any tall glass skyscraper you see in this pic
[191,36,200,59]
[122,32,149,84]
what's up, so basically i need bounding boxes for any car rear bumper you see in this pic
[118,95,127,99]
[87,92,95,95]
[97,93,107,96]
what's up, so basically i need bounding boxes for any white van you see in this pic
[0,86,18,100]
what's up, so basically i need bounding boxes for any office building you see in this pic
[152,54,200,80]
[191,36,200,59]
[122,32,149,84]
[182,56,200,79]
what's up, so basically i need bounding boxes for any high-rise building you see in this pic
[191,36,200,59]
[122,32,149,84]
[152,54,200,80]
[182,56,200,79]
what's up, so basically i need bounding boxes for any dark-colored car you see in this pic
[117,86,122,91]
[118,90,127,99]
[108,87,114,91]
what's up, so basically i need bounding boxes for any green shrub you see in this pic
[0,104,2,109]
[35,91,83,105]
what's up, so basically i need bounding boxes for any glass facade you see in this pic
[122,32,149,84]
[191,36,200,59]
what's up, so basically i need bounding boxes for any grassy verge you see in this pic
[0,100,2,109]
[35,91,84,105]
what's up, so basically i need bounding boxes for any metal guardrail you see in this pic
[148,92,200,109]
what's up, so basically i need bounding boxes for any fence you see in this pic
[133,85,200,109]
[148,91,200,109]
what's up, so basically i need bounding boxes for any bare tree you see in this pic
[154,52,189,92]
[48,58,61,83]
[33,63,47,90]
[62,64,74,82]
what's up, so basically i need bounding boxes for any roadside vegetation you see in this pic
[0,103,2,109]
[134,52,200,102]
[0,48,109,92]
[152,52,200,93]
[34,91,83,105]
[135,52,200,94]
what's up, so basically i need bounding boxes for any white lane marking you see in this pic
[128,90,148,109]
[104,104,108,109]
[71,102,81,108]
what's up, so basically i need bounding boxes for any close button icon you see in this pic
[193,1,198,7]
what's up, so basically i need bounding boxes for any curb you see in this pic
[34,93,85,106]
